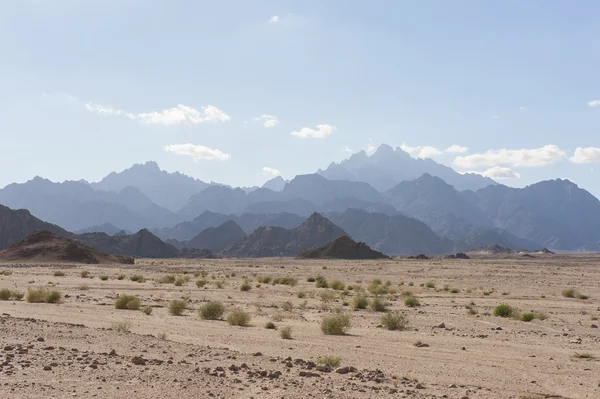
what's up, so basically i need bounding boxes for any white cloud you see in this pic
[400,143,443,159]
[570,147,600,164]
[269,16,280,23]
[453,145,566,169]
[445,144,468,153]
[481,166,521,180]
[367,144,377,154]
[252,114,279,128]
[587,100,600,107]
[261,167,281,177]
[340,145,353,153]
[164,144,231,161]
[290,124,336,139]
[84,101,230,126]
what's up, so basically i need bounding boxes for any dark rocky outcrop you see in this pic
[75,229,179,258]
[187,221,246,252]
[0,205,70,250]
[297,236,389,259]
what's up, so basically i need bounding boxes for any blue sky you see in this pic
[1,1,599,196]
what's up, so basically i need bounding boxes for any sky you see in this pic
[1,1,599,197]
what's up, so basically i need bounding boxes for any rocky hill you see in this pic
[187,221,246,251]
[0,231,133,264]
[76,229,179,258]
[0,205,70,250]
[219,213,347,257]
[298,236,389,259]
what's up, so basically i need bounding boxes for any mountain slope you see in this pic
[318,144,495,192]
[0,205,71,250]
[219,213,348,257]
[76,229,179,258]
[187,221,246,251]
[0,231,133,264]
[91,161,209,212]
[298,236,389,259]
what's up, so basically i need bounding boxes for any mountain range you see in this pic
[1,144,600,254]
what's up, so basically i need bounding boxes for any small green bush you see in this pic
[317,356,341,368]
[562,288,576,298]
[280,326,293,339]
[404,296,420,307]
[196,279,207,287]
[45,290,61,303]
[117,274,126,280]
[315,276,329,288]
[113,320,131,333]
[370,297,388,312]
[158,275,176,284]
[0,288,11,301]
[80,271,90,278]
[494,304,518,318]
[329,280,345,290]
[307,277,316,283]
[321,313,352,335]
[381,311,408,330]
[281,301,293,312]
[169,299,186,315]
[12,291,24,300]
[53,271,65,277]
[26,289,48,303]
[199,301,226,320]
[227,309,251,326]
[352,295,368,310]
[130,275,145,283]
[257,276,272,284]
[272,277,298,286]
[520,312,536,322]
[99,275,109,281]
[115,294,141,310]
[264,321,276,329]
[240,281,252,291]
[174,277,186,286]
[425,281,435,288]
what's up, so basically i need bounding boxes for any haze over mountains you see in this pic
[1,144,600,257]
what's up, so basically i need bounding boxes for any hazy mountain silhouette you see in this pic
[187,221,246,251]
[76,228,179,258]
[219,213,347,257]
[91,161,209,212]
[0,205,70,250]
[75,223,130,236]
[298,236,389,259]
[262,176,287,191]
[318,144,495,192]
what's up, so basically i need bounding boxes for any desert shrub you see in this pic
[577,293,589,300]
[157,332,168,340]
[317,356,341,368]
[574,353,595,359]
[169,299,186,315]
[307,277,316,283]
[381,311,408,330]
[199,301,225,320]
[227,309,251,326]
[26,289,48,303]
[279,326,293,339]
[214,280,225,289]
[174,277,186,287]
[449,287,460,294]
[264,321,276,329]
[12,291,24,300]
[561,288,576,298]
[196,279,207,288]
[240,281,252,291]
[0,270,12,276]
[425,281,435,288]
[401,290,413,297]
[520,312,536,322]
[77,284,89,291]
[321,313,352,335]
[99,275,109,281]
[130,275,145,283]
[272,313,284,322]
[142,305,153,315]
[352,295,368,310]
[80,271,90,278]
[115,294,141,310]
[404,296,420,307]
[315,276,329,288]
[368,280,388,296]
[257,276,272,284]
[53,271,65,277]
[297,292,306,298]
[113,320,131,333]
[319,291,336,303]
[281,301,293,312]
[370,297,388,312]
[329,280,345,290]
[494,304,518,318]
[45,290,61,303]
[117,274,126,280]
[158,275,176,284]
[272,277,298,286]
[0,288,11,301]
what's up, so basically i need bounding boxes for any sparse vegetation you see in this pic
[329,280,345,290]
[113,320,132,333]
[196,279,207,288]
[562,288,576,298]
[77,284,89,291]
[425,281,435,288]
[157,275,176,284]
[315,276,329,288]
[520,312,536,322]
[53,271,65,277]
[114,294,141,310]
[130,275,145,283]
[26,288,61,304]
[370,297,388,312]
[317,356,341,368]
[80,271,90,278]
[168,299,186,315]
[174,277,186,286]
[279,326,293,339]
[157,332,168,340]
[573,353,594,359]
[352,295,368,310]
[404,296,420,307]
[99,275,109,281]
[227,309,251,326]
[199,301,226,320]
[142,305,153,315]
[281,301,293,312]
[0,270,12,276]
[494,304,518,318]
[272,277,298,286]
[321,313,352,335]
[240,281,252,291]
[264,321,276,329]
[0,288,12,300]
[381,311,408,330]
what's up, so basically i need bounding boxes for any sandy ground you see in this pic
[1,255,599,398]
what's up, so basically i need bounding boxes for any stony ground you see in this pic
[1,255,599,398]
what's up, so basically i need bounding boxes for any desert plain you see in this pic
[0,255,599,399]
